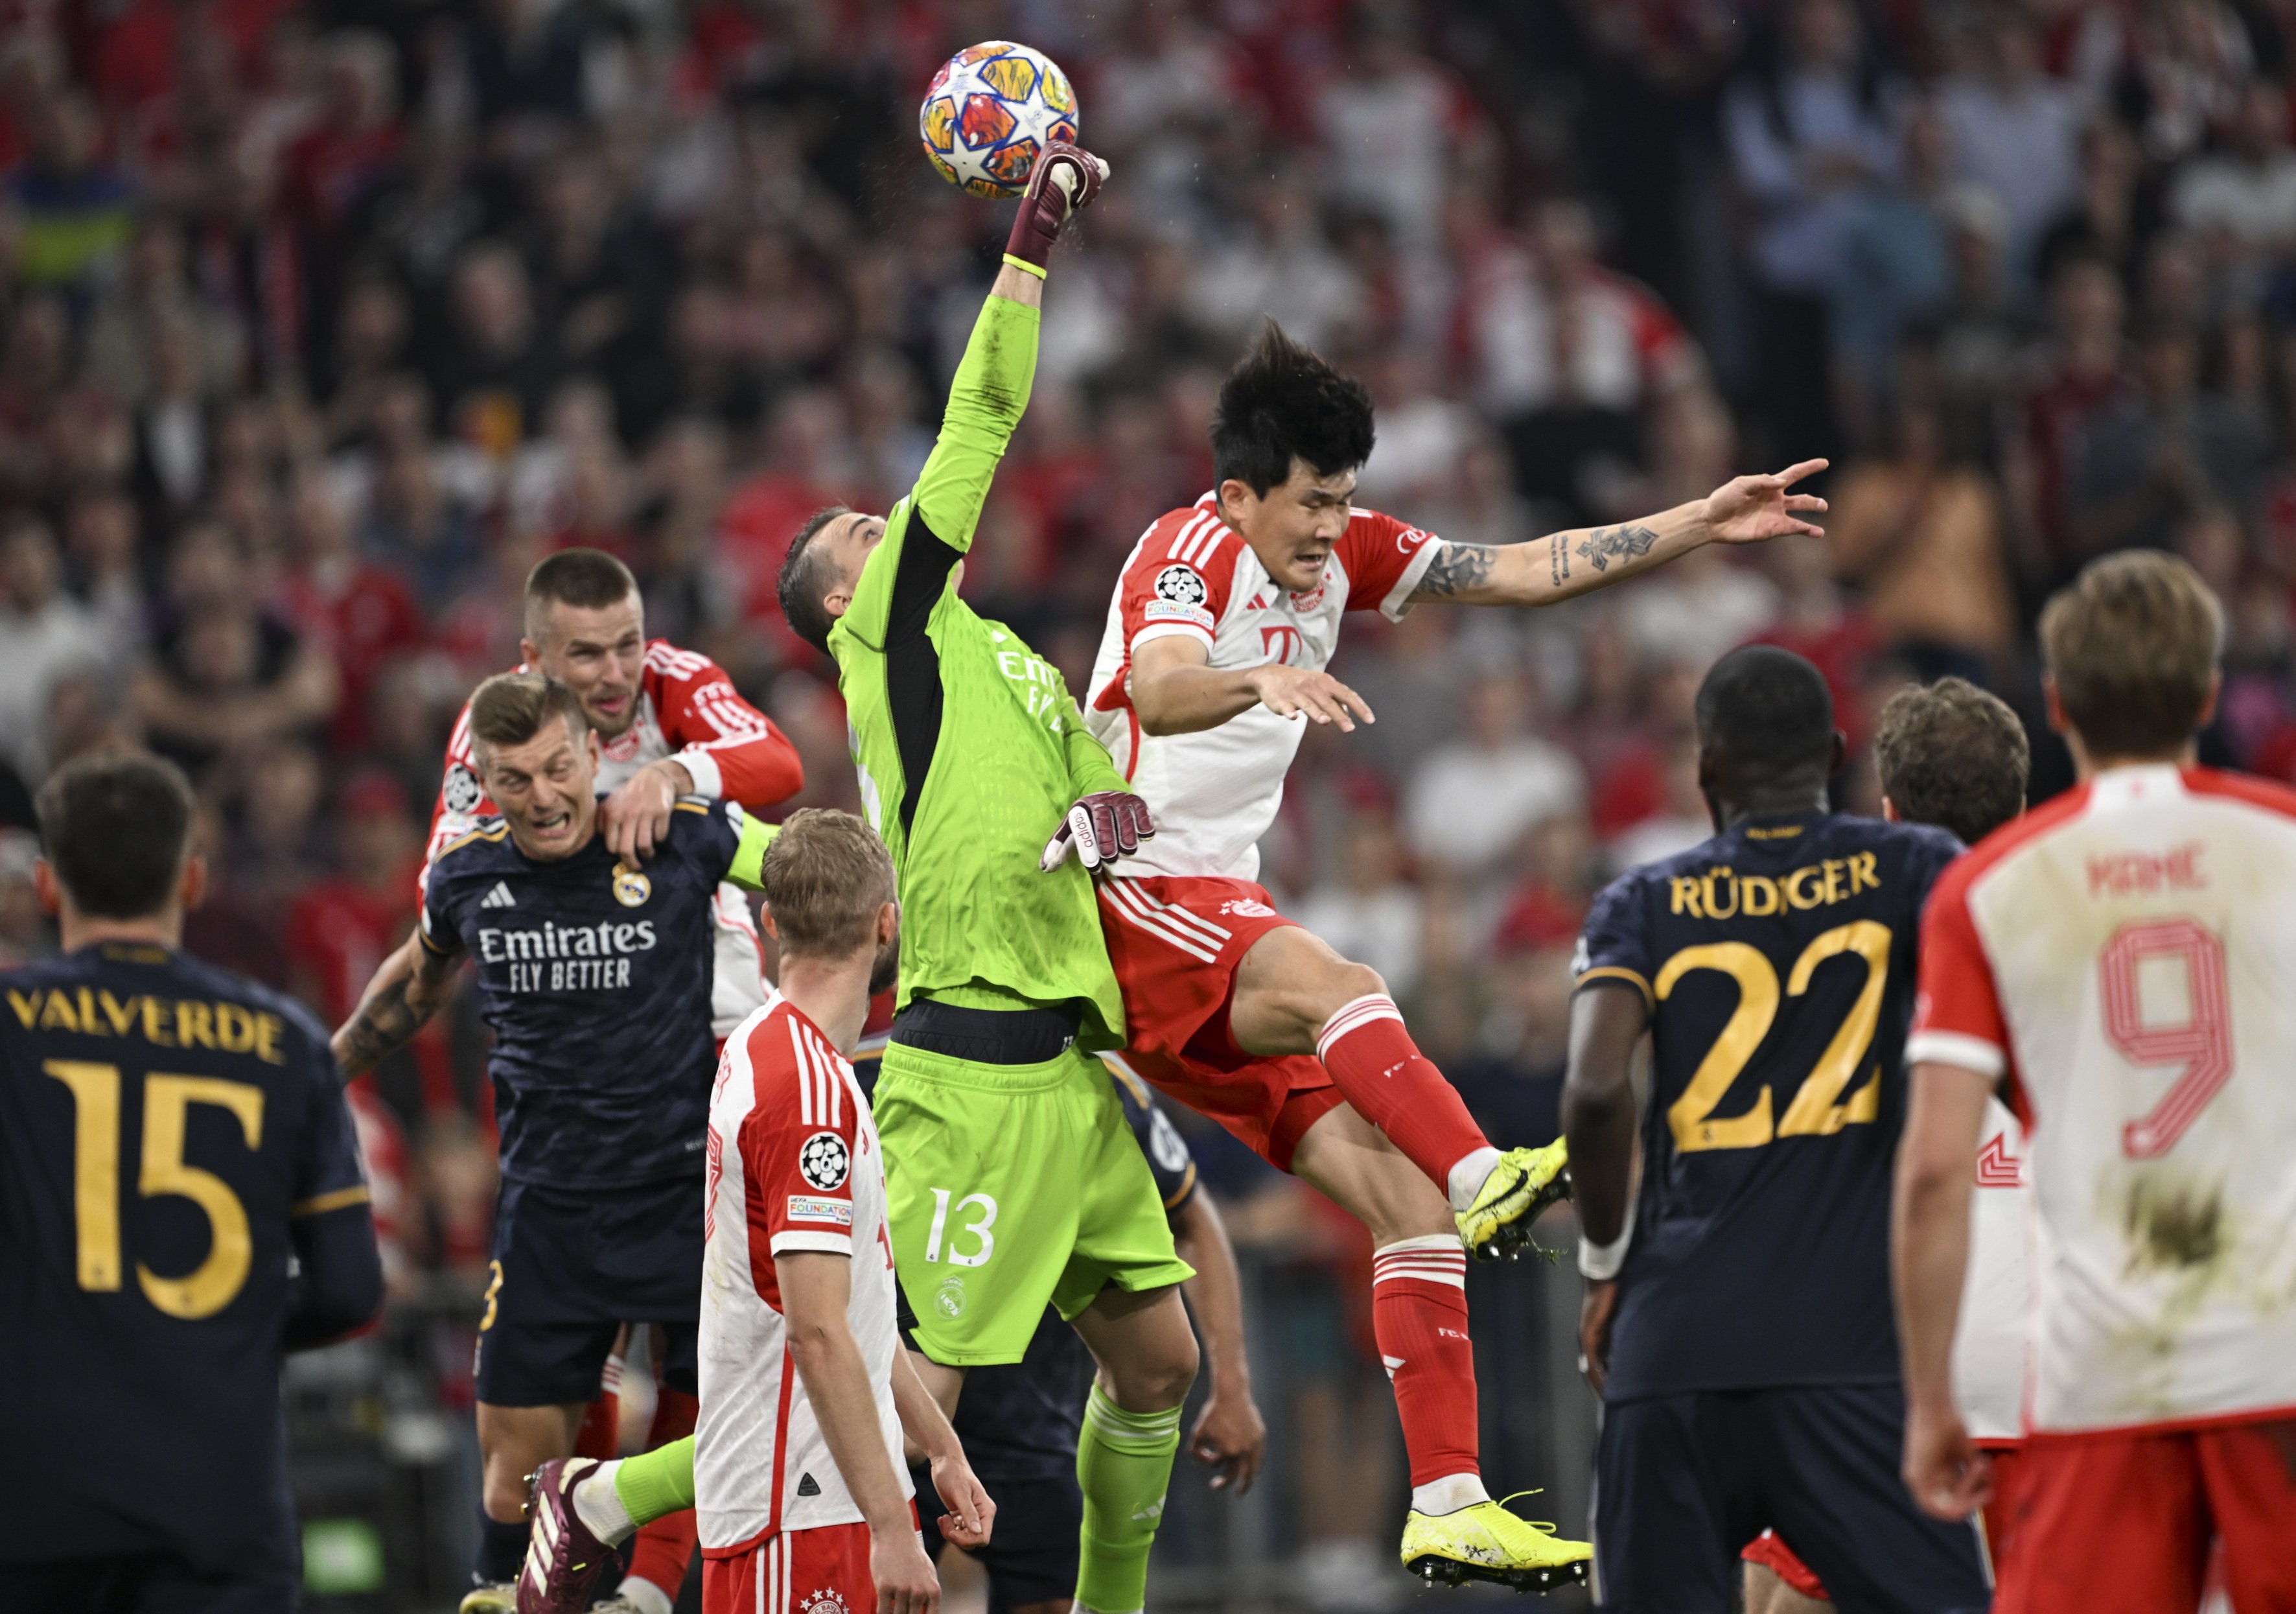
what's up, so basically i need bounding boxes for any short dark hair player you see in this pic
[0,753,382,1613]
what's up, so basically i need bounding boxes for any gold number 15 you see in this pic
[1654,920,1891,1152]
[43,1060,264,1319]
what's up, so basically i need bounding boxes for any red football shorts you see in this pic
[1991,1419,2296,1614]
[1095,874,1344,1173]
[703,1521,873,1614]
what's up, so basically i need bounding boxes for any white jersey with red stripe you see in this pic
[1910,764,2296,1435]
[695,1000,906,1552]
[1953,1097,2032,1444]
[1085,493,1444,882]
[426,640,803,1036]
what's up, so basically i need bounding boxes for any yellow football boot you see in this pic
[1456,1140,1573,1261]
[1401,1494,1593,1592]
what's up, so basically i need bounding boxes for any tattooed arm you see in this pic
[332,930,461,1080]
[1408,460,1831,608]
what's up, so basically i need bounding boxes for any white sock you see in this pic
[614,1576,674,1614]
[572,1460,636,1546]
[1411,1471,1490,1515]
[1446,1145,1503,1213]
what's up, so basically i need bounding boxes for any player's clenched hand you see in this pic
[1040,791,1155,872]
[928,1449,997,1549]
[1578,1278,1619,1397]
[868,1525,940,1614]
[1007,140,1110,272]
[1249,663,1374,732]
[1903,1400,1991,1522]
[1190,1388,1268,1494]
[599,759,687,861]
[1702,459,1829,546]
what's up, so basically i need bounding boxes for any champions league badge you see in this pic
[443,763,484,815]
[799,1131,850,1191]
[612,864,652,907]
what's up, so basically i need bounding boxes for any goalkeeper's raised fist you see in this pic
[1006,141,1109,273]
[1040,789,1155,873]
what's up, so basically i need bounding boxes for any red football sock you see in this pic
[573,1351,625,1460]
[1317,995,1491,1189]
[1372,1238,1480,1489]
[623,1386,701,1598]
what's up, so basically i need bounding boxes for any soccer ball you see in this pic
[918,41,1079,200]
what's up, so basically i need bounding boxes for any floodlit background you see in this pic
[3,0,2291,1606]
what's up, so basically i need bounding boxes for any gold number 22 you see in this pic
[1656,921,1891,1153]
[43,1060,264,1319]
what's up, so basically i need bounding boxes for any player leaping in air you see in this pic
[524,141,1201,1614]
[1078,325,1827,1587]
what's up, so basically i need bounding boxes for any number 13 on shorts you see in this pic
[923,1188,998,1267]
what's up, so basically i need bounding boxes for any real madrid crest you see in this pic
[612,863,652,907]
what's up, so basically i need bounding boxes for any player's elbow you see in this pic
[284,1209,384,1350]
[1131,678,1187,736]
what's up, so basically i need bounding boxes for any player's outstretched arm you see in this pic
[1892,1060,1996,1521]
[781,1252,947,1612]
[1407,460,1829,609]
[1172,1191,1267,1493]
[892,1347,996,1550]
[1561,980,1651,1397]
[905,144,1106,559]
[332,929,459,1079]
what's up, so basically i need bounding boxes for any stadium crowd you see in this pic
[5,0,2296,1601]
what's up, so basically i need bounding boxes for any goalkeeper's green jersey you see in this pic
[828,293,1129,1049]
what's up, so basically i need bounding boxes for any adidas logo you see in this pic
[796,1473,821,1497]
[481,882,516,909]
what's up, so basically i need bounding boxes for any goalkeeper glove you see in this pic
[1006,141,1108,273]
[1040,791,1155,872]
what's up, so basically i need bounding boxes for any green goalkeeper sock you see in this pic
[614,1435,696,1528]
[1073,1385,1181,1614]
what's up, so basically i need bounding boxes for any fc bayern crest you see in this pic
[1154,564,1207,607]
[796,1591,851,1614]
[443,763,483,815]
[799,1131,850,1191]
[612,865,652,907]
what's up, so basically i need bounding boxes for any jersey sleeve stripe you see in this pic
[1165,1159,1198,1210]
[1380,534,1447,622]
[1168,511,1214,562]
[1131,621,1214,652]
[786,1016,815,1127]
[768,1230,853,1256]
[1905,1029,2008,1078]
[1575,965,1655,1006]
[291,1184,371,1217]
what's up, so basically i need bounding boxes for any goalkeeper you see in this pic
[519,144,1194,1614]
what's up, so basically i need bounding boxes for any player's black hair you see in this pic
[1873,677,2030,845]
[524,548,638,640]
[1211,320,1375,497]
[36,750,197,919]
[778,505,852,655]
[1694,646,1838,794]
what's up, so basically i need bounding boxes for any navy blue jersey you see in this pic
[0,942,367,1572]
[421,798,745,1189]
[1575,811,1962,1401]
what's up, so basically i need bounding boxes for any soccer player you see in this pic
[910,1057,1266,1614]
[1740,676,2032,1614]
[334,672,776,1609]
[1897,552,2296,1613]
[1078,323,1826,1584]
[1,752,382,1611]
[424,548,804,1614]
[522,810,995,1614]
[1564,646,1991,1613]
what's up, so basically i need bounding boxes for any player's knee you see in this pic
[481,1462,533,1523]
[1107,1329,1199,1412]
[1320,960,1388,1018]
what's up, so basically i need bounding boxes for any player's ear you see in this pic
[2197,668,2222,731]
[1216,478,1257,523]
[1881,795,1901,823]
[1827,729,1847,778]
[2041,675,2069,736]
[518,636,540,670]
[876,900,899,947]
[179,854,207,913]
[760,907,780,943]
[32,857,59,917]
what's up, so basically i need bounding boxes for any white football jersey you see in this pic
[1952,1097,2032,1444]
[1085,493,1444,882]
[695,1001,907,1549]
[1910,764,2296,1434]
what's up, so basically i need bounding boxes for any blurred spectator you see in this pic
[274,465,423,751]
[1403,664,1584,878]
[1610,390,1783,666]
[0,826,42,961]
[0,513,106,785]
[1938,10,2083,281]
[1826,395,2015,681]
[1314,10,1483,251]
[426,240,560,451]
[132,519,337,779]
[2170,79,2296,280]
[2013,254,2135,582]
[14,91,132,288]
[1293,802,1424,1003]
[60,484,147,670]
[1832,99,1956,444]
[1724,0,1899,463]
[2036,117,2148,290]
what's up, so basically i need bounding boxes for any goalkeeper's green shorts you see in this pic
[873,1038,1194,1366]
